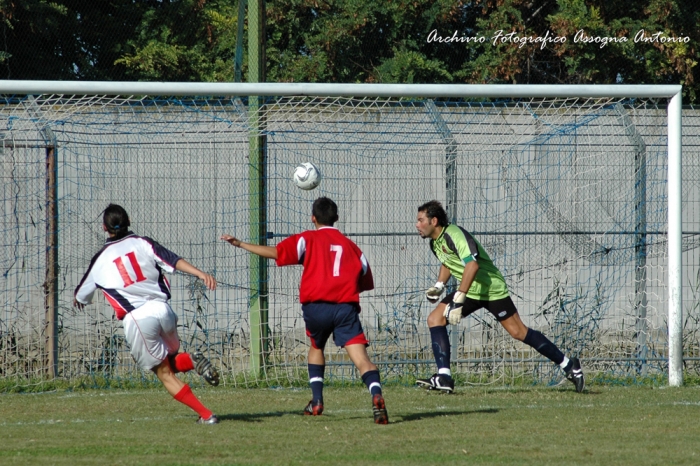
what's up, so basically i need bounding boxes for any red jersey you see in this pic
[275,226,374,304]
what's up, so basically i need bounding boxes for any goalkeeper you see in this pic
[415,200,584,393]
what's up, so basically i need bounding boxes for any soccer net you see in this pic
[0,83,691,391]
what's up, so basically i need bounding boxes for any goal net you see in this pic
[0,83,690,391]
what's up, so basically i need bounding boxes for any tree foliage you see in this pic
[0,0,150,80]
[1,0,698,101]
[115,0,237,81]
[265,0,466,83]
[462,0,699,94]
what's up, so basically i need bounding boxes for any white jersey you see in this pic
[74,232,181,320]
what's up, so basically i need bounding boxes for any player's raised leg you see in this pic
[192,352,220,387]
[167,352,220,387]
[168,353,195,373]
[160,310,220,387]
[124,303,219,423]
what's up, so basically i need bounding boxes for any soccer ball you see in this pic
[293,162,321,190]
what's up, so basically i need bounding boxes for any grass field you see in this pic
[1,383,699,465]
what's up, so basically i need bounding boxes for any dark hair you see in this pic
[418,200,449,227]
[312,197,339,226]
[103,203,131,238]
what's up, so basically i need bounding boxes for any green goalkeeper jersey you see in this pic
[430,224,510,301]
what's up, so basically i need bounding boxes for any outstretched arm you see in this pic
[175,259,217,290]
[221,234,278,259]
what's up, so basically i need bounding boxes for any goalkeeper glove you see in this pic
[443,291,466,325]
[426,281,445,303]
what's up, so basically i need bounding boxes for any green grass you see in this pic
[1,384,699,465]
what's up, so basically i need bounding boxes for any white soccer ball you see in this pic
[293,162,322,190]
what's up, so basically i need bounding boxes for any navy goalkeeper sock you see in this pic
[361,370,382,396]
[430,326,451,372]
[308,364,325,403]
[523,328,565,365]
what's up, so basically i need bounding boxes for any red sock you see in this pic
[172,353,195,373]
[173,384,213,419]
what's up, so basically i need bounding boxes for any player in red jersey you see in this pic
[74,204,221,424]
[221,197,388,424]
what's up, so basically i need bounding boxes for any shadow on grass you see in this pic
[478,385,599,396]
[218,410,300,423]
[542,386,600,396]
[339,407,499,424]
[394,408,499,423]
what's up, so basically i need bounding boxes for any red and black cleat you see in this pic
[303,399,324,416]
[372,394,389,425]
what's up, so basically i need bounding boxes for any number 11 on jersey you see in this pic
[113,252,147,287]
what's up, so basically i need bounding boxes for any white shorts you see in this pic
[122,301,180,371]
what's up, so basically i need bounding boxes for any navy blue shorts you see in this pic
[301,302,369,350]
[441,292,518,322]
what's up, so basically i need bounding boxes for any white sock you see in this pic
[559,356,570,369]
[438,368,452,377]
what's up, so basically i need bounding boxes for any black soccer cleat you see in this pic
[416,373,455,393]
[372,394,389,425]
[196,414,219,424]
[303,399,324,416]
[565,357,585,393]
[192,352,220,387]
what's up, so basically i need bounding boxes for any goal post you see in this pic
[0,82,684,389]
[667,90,683,387]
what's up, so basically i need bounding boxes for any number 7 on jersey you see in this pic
[330,245,343,277]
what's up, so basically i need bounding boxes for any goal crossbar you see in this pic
[0,81,682,98]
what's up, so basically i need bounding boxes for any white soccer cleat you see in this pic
[565,357,585,393]
[196,414,219,424]
[416,373,455,393]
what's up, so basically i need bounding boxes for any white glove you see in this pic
[426,281,445,303]
[443,291,466,325]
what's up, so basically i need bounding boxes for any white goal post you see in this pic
[0,81,683,388]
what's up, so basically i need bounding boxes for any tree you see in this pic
[2,0,698,102]
[115,0,237,82]
[457,0,698,100]
[265,0,467,83]
[1,0,78,79]
[264,0,698,101]
[0,0,149,80]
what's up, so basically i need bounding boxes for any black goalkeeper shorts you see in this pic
[441,292,518,322]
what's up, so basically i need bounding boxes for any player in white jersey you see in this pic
[74,204,221,424]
